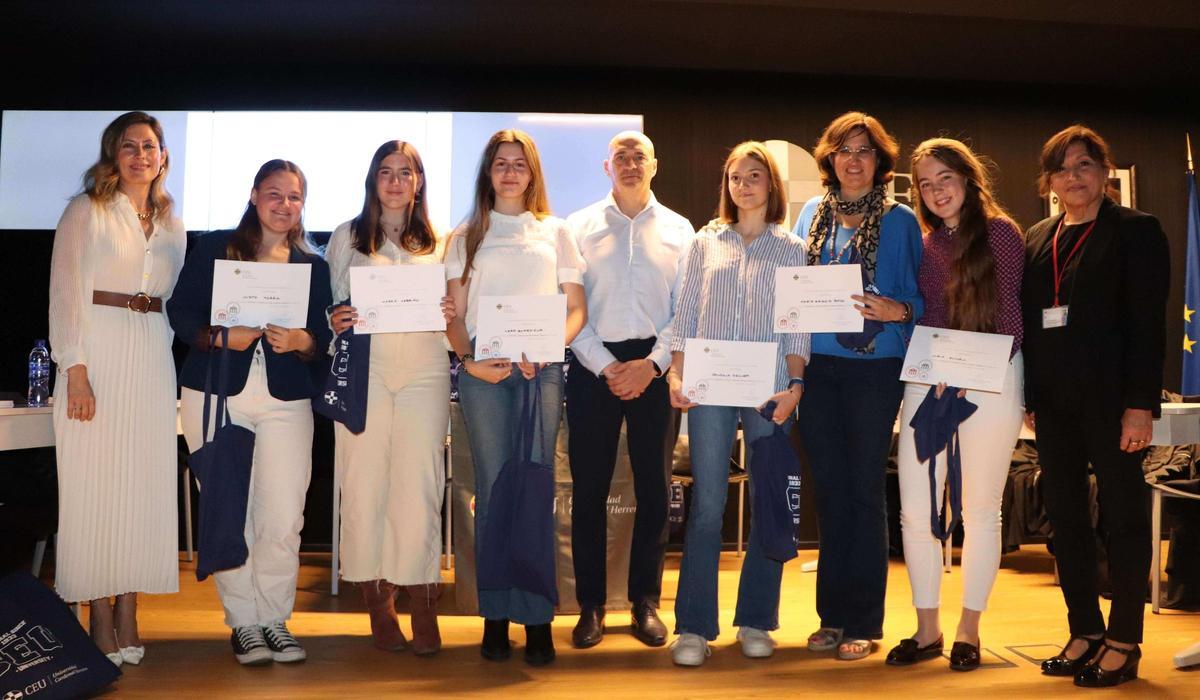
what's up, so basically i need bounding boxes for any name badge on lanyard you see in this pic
[1044,216,1097,330]
[1042,305,1068,329]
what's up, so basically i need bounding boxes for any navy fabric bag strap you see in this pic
[928,427,964,542]
[201,326,234,444]
[515,373,544,464]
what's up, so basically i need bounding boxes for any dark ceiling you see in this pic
[4,0,1200,106]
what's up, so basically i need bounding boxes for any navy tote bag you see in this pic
[748,402,803,563]
[476,377,558,604]
[190,327,256,581]
[313,300,370,434]
[0,572,121,699]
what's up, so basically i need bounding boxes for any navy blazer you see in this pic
[167,230,333,401]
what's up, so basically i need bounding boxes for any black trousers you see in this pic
[1035,405,1151,643]
[567,338,675,608]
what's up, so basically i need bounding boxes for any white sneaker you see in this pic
[670,633,711,667]
[737,627,777,658]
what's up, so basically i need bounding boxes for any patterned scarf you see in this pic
[805,184,889,282]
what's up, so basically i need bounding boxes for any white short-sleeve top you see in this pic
[444,210,584,338]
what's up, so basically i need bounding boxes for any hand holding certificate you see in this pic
[349,264,446,334]
[773,264,864,333]
[681,339,777,407]
[211,260,311,328]
[900,326,1013,393]
[474,294,567,363]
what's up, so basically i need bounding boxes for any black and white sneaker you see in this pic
[262,621,306,663]
[231,625,272,666]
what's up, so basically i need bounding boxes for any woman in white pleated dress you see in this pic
[48,111,186,667]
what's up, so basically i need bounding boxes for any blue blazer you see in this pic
[167,230,333,401]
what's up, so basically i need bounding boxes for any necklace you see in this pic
[136,211,152,221]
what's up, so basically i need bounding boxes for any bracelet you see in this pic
[899,302,913,323]
[459,353,475,364]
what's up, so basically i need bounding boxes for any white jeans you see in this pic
[181,347,314,628]
[897,351,1024,612]
[335,331,449,585]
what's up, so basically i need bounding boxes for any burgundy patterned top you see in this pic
[918,218,1024,356]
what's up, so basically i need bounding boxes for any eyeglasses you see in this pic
[1051,161,1100,179]
[834,146,877,160]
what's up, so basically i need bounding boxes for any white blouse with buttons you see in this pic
[444,210,585,339]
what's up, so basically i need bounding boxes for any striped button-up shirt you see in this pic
[671,221,811,392]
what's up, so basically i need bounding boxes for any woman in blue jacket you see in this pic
[792,112,923,661]
[167,159,332,666]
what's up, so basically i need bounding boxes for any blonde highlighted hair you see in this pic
[83,111,174,221]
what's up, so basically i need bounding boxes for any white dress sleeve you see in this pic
[48,195,96,370]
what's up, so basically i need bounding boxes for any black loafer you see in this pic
[524,623,556,666]
[1041,635,1103,676]
[572,606,605,649]
[949,640,981,671]
[480,619,511,662]
[631,602,667,647]
[1074,642,1140,688]
[885,635,943,666]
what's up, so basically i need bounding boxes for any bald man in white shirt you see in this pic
[566,131,694,649]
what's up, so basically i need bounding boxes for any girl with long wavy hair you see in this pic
[325,141,453,655]
[885,138,1025,672]
[444,129,587,666]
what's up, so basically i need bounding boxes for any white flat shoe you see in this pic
[120,645,145,665]
[737,627,777,658]
[670,633,711,667]
[105,651,124,667]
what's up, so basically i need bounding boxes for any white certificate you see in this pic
[900,326,1014,393]
[349,264,445,334]
[474,294,567,363]
[773,264,864,333]
[682,338,777,408]
[211,260,311,328]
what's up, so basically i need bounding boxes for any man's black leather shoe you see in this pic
[572,606,605,649]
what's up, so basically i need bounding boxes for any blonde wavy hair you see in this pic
[82,111,174,221]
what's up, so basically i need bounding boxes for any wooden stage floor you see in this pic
[77,546,1197,698]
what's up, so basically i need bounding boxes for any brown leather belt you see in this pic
[92,290,163,313]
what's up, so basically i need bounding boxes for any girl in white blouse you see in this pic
[325,141,454,655]
[444,129,587,666]
[48,111,186,667]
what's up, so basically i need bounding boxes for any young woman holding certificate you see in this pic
[325,141,454,655]
[444,129,587,666]
[886,138,1024,672]
[791,112,923,661]
[168,159,333,666]
[665,141,810,667]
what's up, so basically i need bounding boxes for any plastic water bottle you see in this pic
[27,340,50,407]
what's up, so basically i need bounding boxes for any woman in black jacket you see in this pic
[1021,125,1169,688]
[167,159,332,666]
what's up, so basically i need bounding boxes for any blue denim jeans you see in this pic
[458,364,563,625]
[798,354,903,640]
[674,404,793,641]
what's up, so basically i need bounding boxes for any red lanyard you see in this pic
[1051,216,1097,307]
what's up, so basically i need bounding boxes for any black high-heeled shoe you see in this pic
[1041,635,1103,676]
[1074,642,1140,688]
[480,619,511,661]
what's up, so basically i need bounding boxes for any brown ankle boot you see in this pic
[362,580,407,651]
[406,583,442,655]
